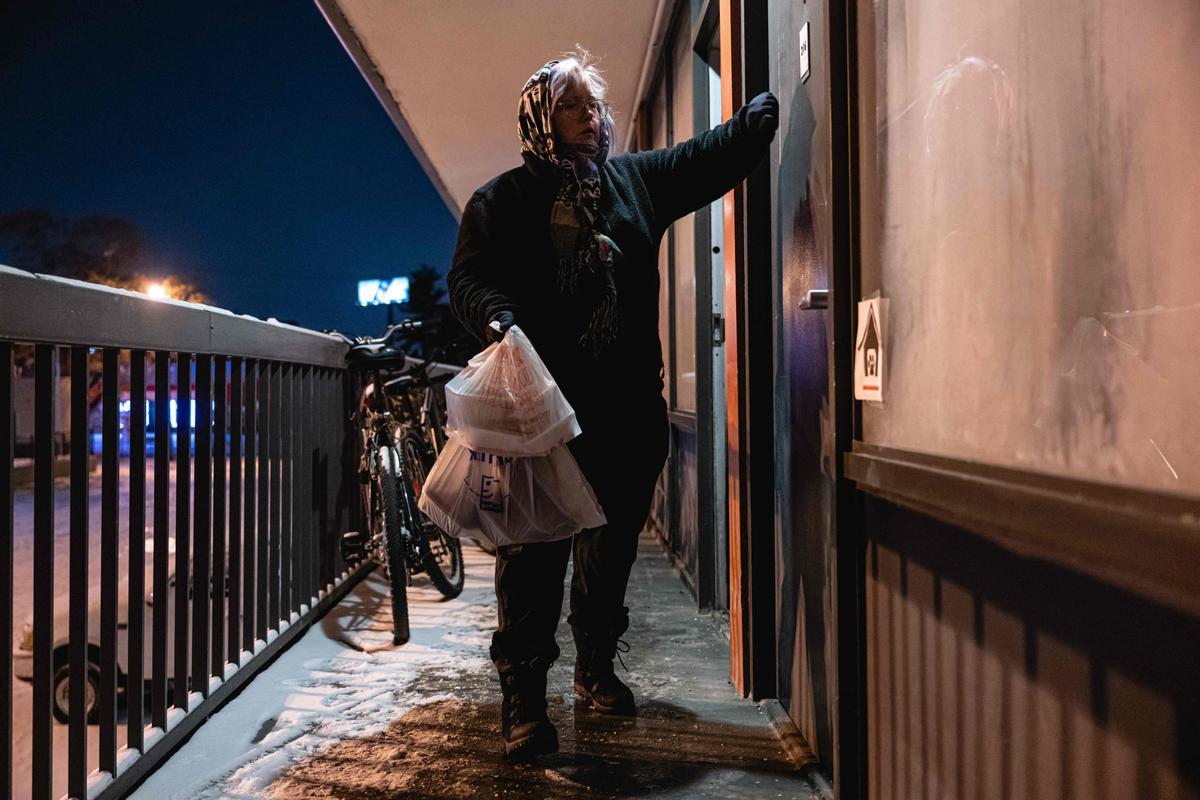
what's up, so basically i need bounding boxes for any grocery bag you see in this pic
[417,439,607,548]
[444,325,579,456]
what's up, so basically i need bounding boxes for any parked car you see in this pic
[12,538,235,723]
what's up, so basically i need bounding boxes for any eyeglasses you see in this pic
[554,98,607,121]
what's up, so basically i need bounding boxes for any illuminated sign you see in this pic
[357,277,410,306]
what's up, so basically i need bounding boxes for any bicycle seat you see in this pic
[345,342,410,370]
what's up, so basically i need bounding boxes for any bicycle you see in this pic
[330,319,465,645]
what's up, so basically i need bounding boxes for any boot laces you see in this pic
[614,638,630,672]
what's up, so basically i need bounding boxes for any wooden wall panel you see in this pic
[866,496,1200,800]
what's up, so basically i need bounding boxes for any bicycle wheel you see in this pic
[400,431,465,599]
[376,445,411,645]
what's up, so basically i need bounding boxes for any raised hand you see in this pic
[745,91,779,137]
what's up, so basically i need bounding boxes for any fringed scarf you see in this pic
[518,60,621,355]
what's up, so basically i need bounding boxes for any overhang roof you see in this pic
[317,0,667,220]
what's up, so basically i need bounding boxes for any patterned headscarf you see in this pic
[518,60,621,354]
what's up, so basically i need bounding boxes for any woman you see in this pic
[448,49,777,758]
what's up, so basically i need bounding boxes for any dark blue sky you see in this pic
[0,2,459,336]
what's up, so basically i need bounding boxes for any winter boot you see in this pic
[492,646,559,758]
[571,607,636,715]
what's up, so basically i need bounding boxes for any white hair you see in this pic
[549,46,618,154]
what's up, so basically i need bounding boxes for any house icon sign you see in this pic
[856,303,881,385]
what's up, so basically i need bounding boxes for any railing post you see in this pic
[68,346,90,798]
[256,359,270,643]
[152,351,171,730]
[334,370,346,584]
[32,344,54,800]
[128,349,147,752]
[174,353,192,710]
[344,370,360,545]
[269,360,281,629]
[193,354,212,697]
[282,363,293,619]
[243,358,257,657]
[229,358,243,666]
[310,368,320,604]
[324,369,333,594]
[100,347,121,772]
[299,365,312,608]
[212,355,227,679]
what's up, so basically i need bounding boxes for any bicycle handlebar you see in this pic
[324,318,424,347]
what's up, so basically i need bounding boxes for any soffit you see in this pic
[321,0,661,218]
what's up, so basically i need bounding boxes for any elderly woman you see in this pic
[448,50,777,757]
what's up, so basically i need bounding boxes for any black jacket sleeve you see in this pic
[627,100,774,230]
[446,191,522,345]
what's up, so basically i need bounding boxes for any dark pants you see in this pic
[490,396,669,670]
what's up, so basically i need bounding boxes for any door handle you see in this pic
[799,289,828,310]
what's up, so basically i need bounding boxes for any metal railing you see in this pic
[0,265,369,800]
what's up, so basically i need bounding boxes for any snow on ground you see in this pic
[127,537,825,800]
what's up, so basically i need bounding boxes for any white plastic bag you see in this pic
[444,325,580,456]
[417,439,607,548]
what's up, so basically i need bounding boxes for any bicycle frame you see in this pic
[353,363,446,558]
[381,370,449,457]
[351,369,405,562]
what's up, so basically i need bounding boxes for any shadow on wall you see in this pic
[867,497,1200,799]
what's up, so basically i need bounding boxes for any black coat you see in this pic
[447,101,773,440]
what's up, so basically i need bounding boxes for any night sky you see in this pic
[0,2,460,337]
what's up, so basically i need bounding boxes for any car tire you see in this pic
[52,661,100,725]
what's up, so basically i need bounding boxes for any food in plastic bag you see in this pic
[417,438,607,548]
[444,324,580,456]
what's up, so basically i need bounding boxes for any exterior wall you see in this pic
[857,0,1200,494]
[865,496,1200,799]
[646,4,1200,796]
[854,1,1200,796]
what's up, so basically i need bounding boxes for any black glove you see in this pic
[745,91,779,137]
[486,310,515,343]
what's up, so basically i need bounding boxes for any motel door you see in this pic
[765,0,843,774]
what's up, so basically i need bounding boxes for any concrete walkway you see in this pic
[130,533,825,799]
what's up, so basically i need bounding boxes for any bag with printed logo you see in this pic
[417,438,607,548]
[443,324,579,457]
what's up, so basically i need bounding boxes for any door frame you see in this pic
[719,0,776,700]
[693,0,727,611]
[829,1,867,795]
